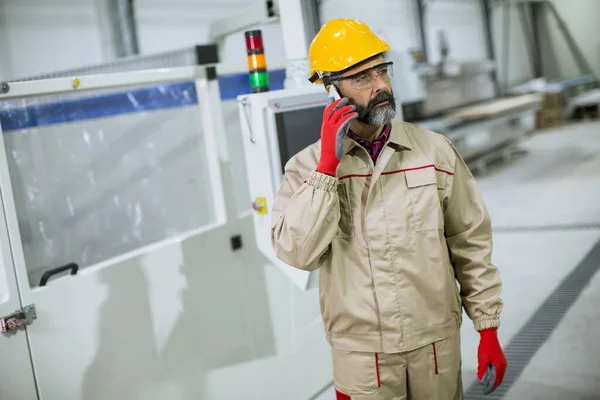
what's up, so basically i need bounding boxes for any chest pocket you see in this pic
[336,182,355,238]
[405,167,444,231]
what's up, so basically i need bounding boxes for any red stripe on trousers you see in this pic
[375,353,381,387]
[433,343,439,375]
[335,389,351,400]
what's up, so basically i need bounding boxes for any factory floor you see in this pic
[314,120,600,400]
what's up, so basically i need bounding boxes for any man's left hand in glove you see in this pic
[477,328,507,395]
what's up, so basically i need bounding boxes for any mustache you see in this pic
[366,91,395,111]
[352,91,396,119]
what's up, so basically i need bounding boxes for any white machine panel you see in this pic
[237,85,328,290]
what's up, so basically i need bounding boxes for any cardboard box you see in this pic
[536,108,563,130]
[541,92,562,109]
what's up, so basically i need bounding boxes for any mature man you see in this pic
[271,18,507,399]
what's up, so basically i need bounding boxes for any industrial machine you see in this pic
[237,84,327,290]
[0,60,331,399]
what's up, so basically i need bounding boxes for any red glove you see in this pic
[477,328,507,395]
[316,97,357,176]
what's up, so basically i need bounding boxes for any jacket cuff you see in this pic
[307,170,338,192]
[474,316,500,332]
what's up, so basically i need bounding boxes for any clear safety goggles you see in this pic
[331,62,394,91]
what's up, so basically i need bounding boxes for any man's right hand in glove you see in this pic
[316,97,358,177]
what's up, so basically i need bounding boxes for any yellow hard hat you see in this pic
[308,18,390,84]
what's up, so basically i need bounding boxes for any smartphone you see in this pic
[328,85,348,160]
[328,85,341,102]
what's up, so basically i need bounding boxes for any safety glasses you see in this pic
[332,62,394,91]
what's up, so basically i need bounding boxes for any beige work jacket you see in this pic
[271,119,503,354]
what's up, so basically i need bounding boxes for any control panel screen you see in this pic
[274,106,324,173]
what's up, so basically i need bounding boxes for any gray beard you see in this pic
[340,87,398,127]
[358,104,396,126]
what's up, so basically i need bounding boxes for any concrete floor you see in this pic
[315,121,600,399]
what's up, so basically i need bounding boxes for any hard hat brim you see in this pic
[309,51,389,85]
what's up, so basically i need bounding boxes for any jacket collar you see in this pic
[388,119,413,150]
[342,119,412,155]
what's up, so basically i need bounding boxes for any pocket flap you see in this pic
[332,349,379,395]
[405,167,437,188]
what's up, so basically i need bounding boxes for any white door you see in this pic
[0,69,333,400]
[0,198,38,399]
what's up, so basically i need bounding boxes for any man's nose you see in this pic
[372,74,388,95]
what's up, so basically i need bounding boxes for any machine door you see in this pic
[0,74,238,399]
[0,200,38,399]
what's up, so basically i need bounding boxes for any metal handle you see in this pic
[39,262,79,287]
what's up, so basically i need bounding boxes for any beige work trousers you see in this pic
[332,330,463,400]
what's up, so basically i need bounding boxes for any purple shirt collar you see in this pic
[347,123,392,163]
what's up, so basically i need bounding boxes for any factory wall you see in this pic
[538,0,600,80]
[0,6,10,80]
[489,1,535,89]
[0,0,105,80]
[134,2,210,55]
[488,0,600,90]
[423,0,488,64]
